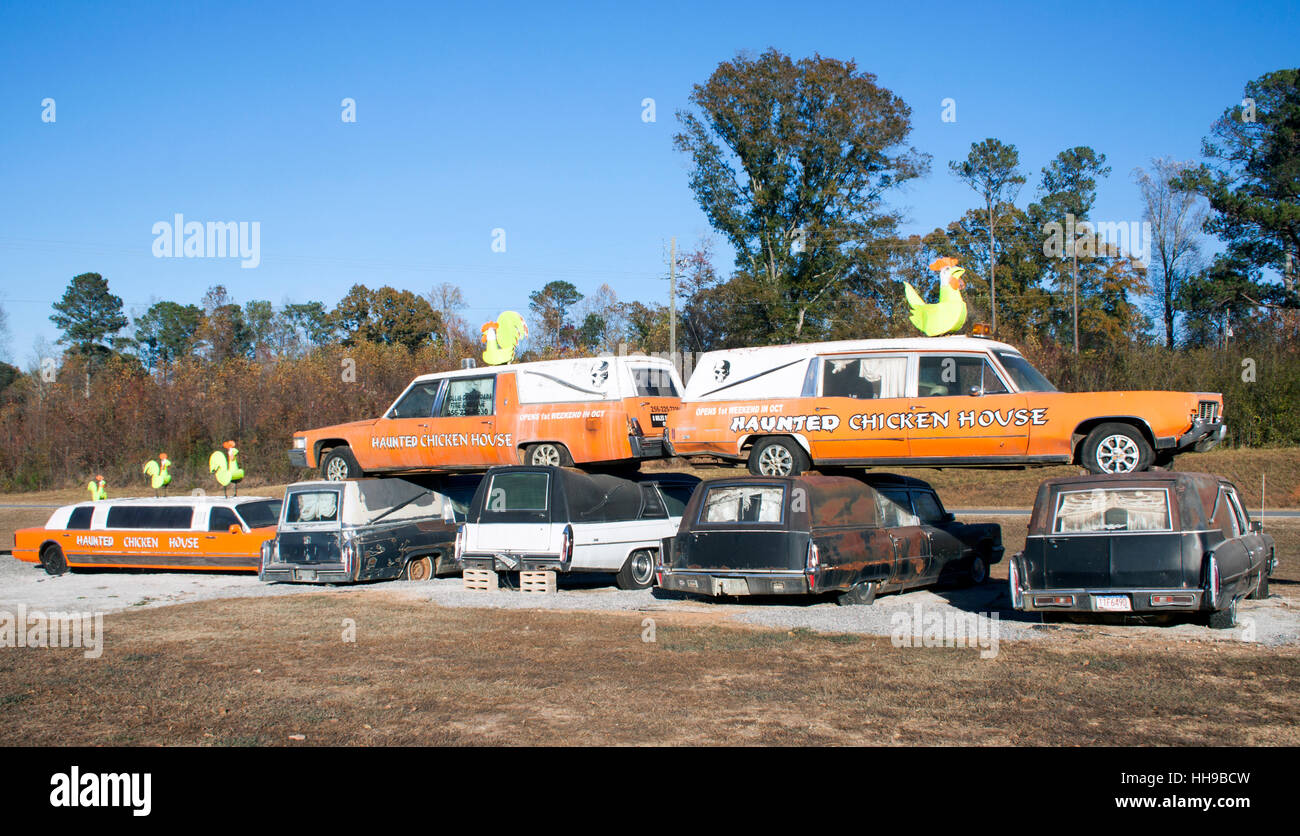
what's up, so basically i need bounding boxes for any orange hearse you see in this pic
[666,336,1225,477]
[12,496,281,574]
[289,355,684,479]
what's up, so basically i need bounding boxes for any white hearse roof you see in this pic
[684,336,1022,400]
[283,479,453,526]
[394,354,683,407]
[407,354,678,385]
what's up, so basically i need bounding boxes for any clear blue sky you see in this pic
[2,0,1296,364]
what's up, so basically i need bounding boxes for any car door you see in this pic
[425,374,512,467]
[908,352,1030,460]
[876,488,930,586]
[380,378,445,469]
[1222,485,1266,585]
[808,352,911,462]
[910,488,965,580]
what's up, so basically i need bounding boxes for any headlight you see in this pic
[293,437,307,450]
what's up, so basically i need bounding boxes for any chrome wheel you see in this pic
[530,444,563,467]
[1095,434,1140,473]
[757,444,794,476]
[324,456,351,480]
[630,551,654,586]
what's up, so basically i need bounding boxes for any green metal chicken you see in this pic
[86,474,107,501]
[481,310,528,365]
[209,440,245,497]
[142,453,171,496]
[904,257,968,337]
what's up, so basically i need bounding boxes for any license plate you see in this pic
[294,569,317,581]
[1095,595,1131,612]
[712,577,749,596]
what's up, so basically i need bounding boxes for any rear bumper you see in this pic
[260,562,353,583]
[1015,587,1208,613]
[658,569,810,597]
[629,434,665,459]
[287,449,308,468]
[461,552,569,573]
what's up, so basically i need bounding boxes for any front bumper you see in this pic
[461,552,569,573]
[658,569,811,597]
[1160,419,1226,453]
[1015,587,1207,613]
[260,562,353,583]
[287,449,308,468]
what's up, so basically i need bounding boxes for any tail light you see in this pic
[454,526,464,564]
[261,539,276,567]
[341,535,355,574]
[1033,595,1075,607]
[1207,556,1221,608]
[1151,593,1195,606]
[805,541,819,592]
[562,524,574,565]
[1008,558,1023,609]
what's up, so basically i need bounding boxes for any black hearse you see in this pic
[656,473,1003,604]
[1008,472,1275,628]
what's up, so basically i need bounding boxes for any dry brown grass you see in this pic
[0,593,1295,747]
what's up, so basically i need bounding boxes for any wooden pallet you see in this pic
[519,570,557,594]
[462,568,498,591]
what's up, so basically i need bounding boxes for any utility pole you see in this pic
[669,236,677,358]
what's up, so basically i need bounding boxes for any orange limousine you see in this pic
[290,355,684,479]
[12,496,282,574]
[666,336,1225,477]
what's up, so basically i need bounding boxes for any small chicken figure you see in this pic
[209,441,245,497]
[481,310,528,365]
[142,454,172,496]
[904,257,968,337]
[86,475,107,502]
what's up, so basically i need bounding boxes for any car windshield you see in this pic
[285,491,341,524]
[236,499,282,528]
[1053,488,1171,533]
[701,485,785,524]
[995,352,1057,392]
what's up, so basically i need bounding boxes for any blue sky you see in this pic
[1,0,1296,363]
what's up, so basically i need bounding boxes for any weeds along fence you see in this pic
[0,339,1296,492]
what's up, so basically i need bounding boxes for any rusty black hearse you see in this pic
[656,474,1002,605]
[1008,472,1275,628]
[260,476,477,583]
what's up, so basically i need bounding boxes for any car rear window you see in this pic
[285,491,341,524]
[485,472,549,513]
[700,485,785,524]
[1053,488,1172,533]
[632,366,678,398]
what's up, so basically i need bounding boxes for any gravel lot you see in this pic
[6,552,1293,648]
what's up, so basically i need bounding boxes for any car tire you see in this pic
[748,437,810,477]
[525,442,572,468]
[39,543,68,576]
[1249,570,1269,600]
[1081,423,1153,474]
[320,446,362,481]
[836,581,878,606]
[964,552,989,586]
[404,555,434,582]
[615,549,656,590]
[1206,598,1238,630]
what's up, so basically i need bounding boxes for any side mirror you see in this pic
[942,512,956,524]
[967,386,983,397]
[228,524,243,535]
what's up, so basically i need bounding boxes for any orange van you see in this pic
[666,336,1225,476]
[290,355,684,479]
[12,496,282,574]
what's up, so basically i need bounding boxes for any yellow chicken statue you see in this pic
[904,257,968,336]
[481,310,528,365]
[209,440,245,497]
[142,453,172,496]
[86,474,107,501]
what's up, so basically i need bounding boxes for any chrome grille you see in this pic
[1198,401,1219,423]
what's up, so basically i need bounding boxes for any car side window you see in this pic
[1224,488,1249,536]
[389,381,441,419]
[917,355,1008,397]
[209,507,241,532]
[821,356,907,399]
[442,376,495,417]
[877,489,918,527]
[911,490,946,525]
[639,485,668,520]
[66,506,94,530]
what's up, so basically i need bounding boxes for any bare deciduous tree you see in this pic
[1134,158,1206,348]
